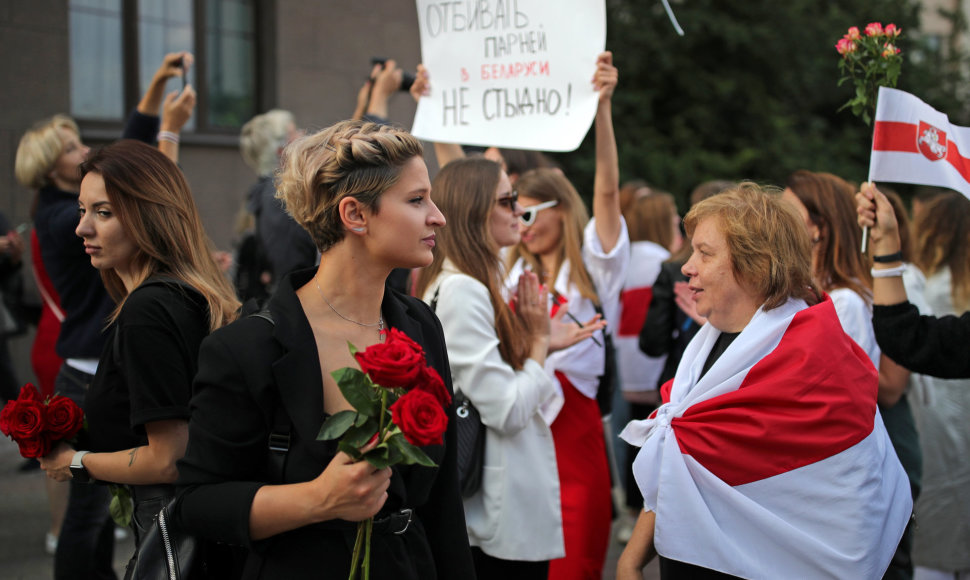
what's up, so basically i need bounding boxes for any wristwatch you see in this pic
[70,450,94,483]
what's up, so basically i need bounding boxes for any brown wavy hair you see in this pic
[79,140,240,330]
[785,170,871,299]
[913,191,970,311]
[685,182,820,311]
[415,158,532,369]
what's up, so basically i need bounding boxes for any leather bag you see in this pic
[454,390,485,497]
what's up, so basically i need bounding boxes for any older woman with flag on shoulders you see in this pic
[616,183,911,580]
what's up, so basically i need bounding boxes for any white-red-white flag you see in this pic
[620,296,912,578]
[870,86,970,200]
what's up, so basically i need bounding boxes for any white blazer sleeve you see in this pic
[435,274,556,435]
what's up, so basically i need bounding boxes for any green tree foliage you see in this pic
[553,0,968,210]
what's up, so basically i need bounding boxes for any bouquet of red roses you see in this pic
[318,328,450,580]
[0,383,84,458]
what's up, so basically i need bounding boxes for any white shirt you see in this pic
[506,217,630,410]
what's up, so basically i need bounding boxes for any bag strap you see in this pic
[247,309,290,484]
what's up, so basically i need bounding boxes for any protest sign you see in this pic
[411,0,606,152]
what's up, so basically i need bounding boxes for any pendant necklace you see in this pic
[315,279,385,341]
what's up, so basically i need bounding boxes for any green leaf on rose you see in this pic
[331,367,380,416]
[318,410,358,441]
[387,432,436,467]
[337,439,363,461]
[341,422,380,449]
[108,484,133,527]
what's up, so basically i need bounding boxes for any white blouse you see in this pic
[507,217,630,411]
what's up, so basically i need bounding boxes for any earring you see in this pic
[351,227,366,233]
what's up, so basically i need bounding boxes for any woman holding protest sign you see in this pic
[415,156,605,579]
[411,50,625,579]
[503,51,627,580]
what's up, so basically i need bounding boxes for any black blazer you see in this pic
[176,269,474,579]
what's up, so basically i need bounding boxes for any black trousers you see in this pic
[471,547,548,580]
[53,364,116,580]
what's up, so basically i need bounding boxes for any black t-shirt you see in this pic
[85,280,208,453]
[699,331,740,380]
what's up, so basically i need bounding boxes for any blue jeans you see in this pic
[53,364,116,580]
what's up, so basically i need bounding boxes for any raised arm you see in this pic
[139,52,193,116]
[591,51,622,253]
[122,51,193,144]
[856,182,906,306]
[157,85,197,163]
[409,64,466,167]
[857,182,970,378]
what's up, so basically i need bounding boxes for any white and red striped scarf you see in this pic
[620,295,911,579]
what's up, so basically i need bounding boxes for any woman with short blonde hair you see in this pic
[176,119,475,578]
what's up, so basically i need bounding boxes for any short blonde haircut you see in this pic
[684,182,819,311]
[15,115,80,190]
[276,119,423,253]
[240,109,295,176]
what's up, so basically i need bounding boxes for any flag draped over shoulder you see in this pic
[869,86,970,200]
[620,296,912,579]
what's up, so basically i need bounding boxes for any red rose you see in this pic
[355,328,426,389]
[19,383,42,401]
[0,400,15,436]
[391,389,448,447]
[17,434,52,459]
[8,399,46,440]
[45,395,84,440]
[416,365,451,408]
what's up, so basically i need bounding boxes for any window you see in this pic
[69,0,259,133]
[70,0,124,121]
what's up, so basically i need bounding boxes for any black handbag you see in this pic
[126,496,199,580]
[454,390,486,497]
[431,287,486,497]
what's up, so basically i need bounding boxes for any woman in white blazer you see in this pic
[416,157,604,579]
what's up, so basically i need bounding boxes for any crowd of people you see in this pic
[2,45,966,580]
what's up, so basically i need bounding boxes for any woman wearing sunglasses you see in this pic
[504,50,627,580]
[415,157,604,579]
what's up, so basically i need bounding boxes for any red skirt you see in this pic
[547,372,612,580]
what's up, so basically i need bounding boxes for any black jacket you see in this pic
[638,261,700,388]
[176,269,474,579]
[873,300,970,379]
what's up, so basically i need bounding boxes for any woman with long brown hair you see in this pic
[37,139,239,574]
[783,170,878,364]
[504,51,625,580]
[416,157,602,578]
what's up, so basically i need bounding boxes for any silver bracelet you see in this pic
[871,264,907,278]
[157,130,180,144]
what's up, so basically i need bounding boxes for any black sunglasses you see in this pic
[496,190,519,209]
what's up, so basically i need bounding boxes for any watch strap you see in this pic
[872,251,903,263]
[70,450,93,483]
